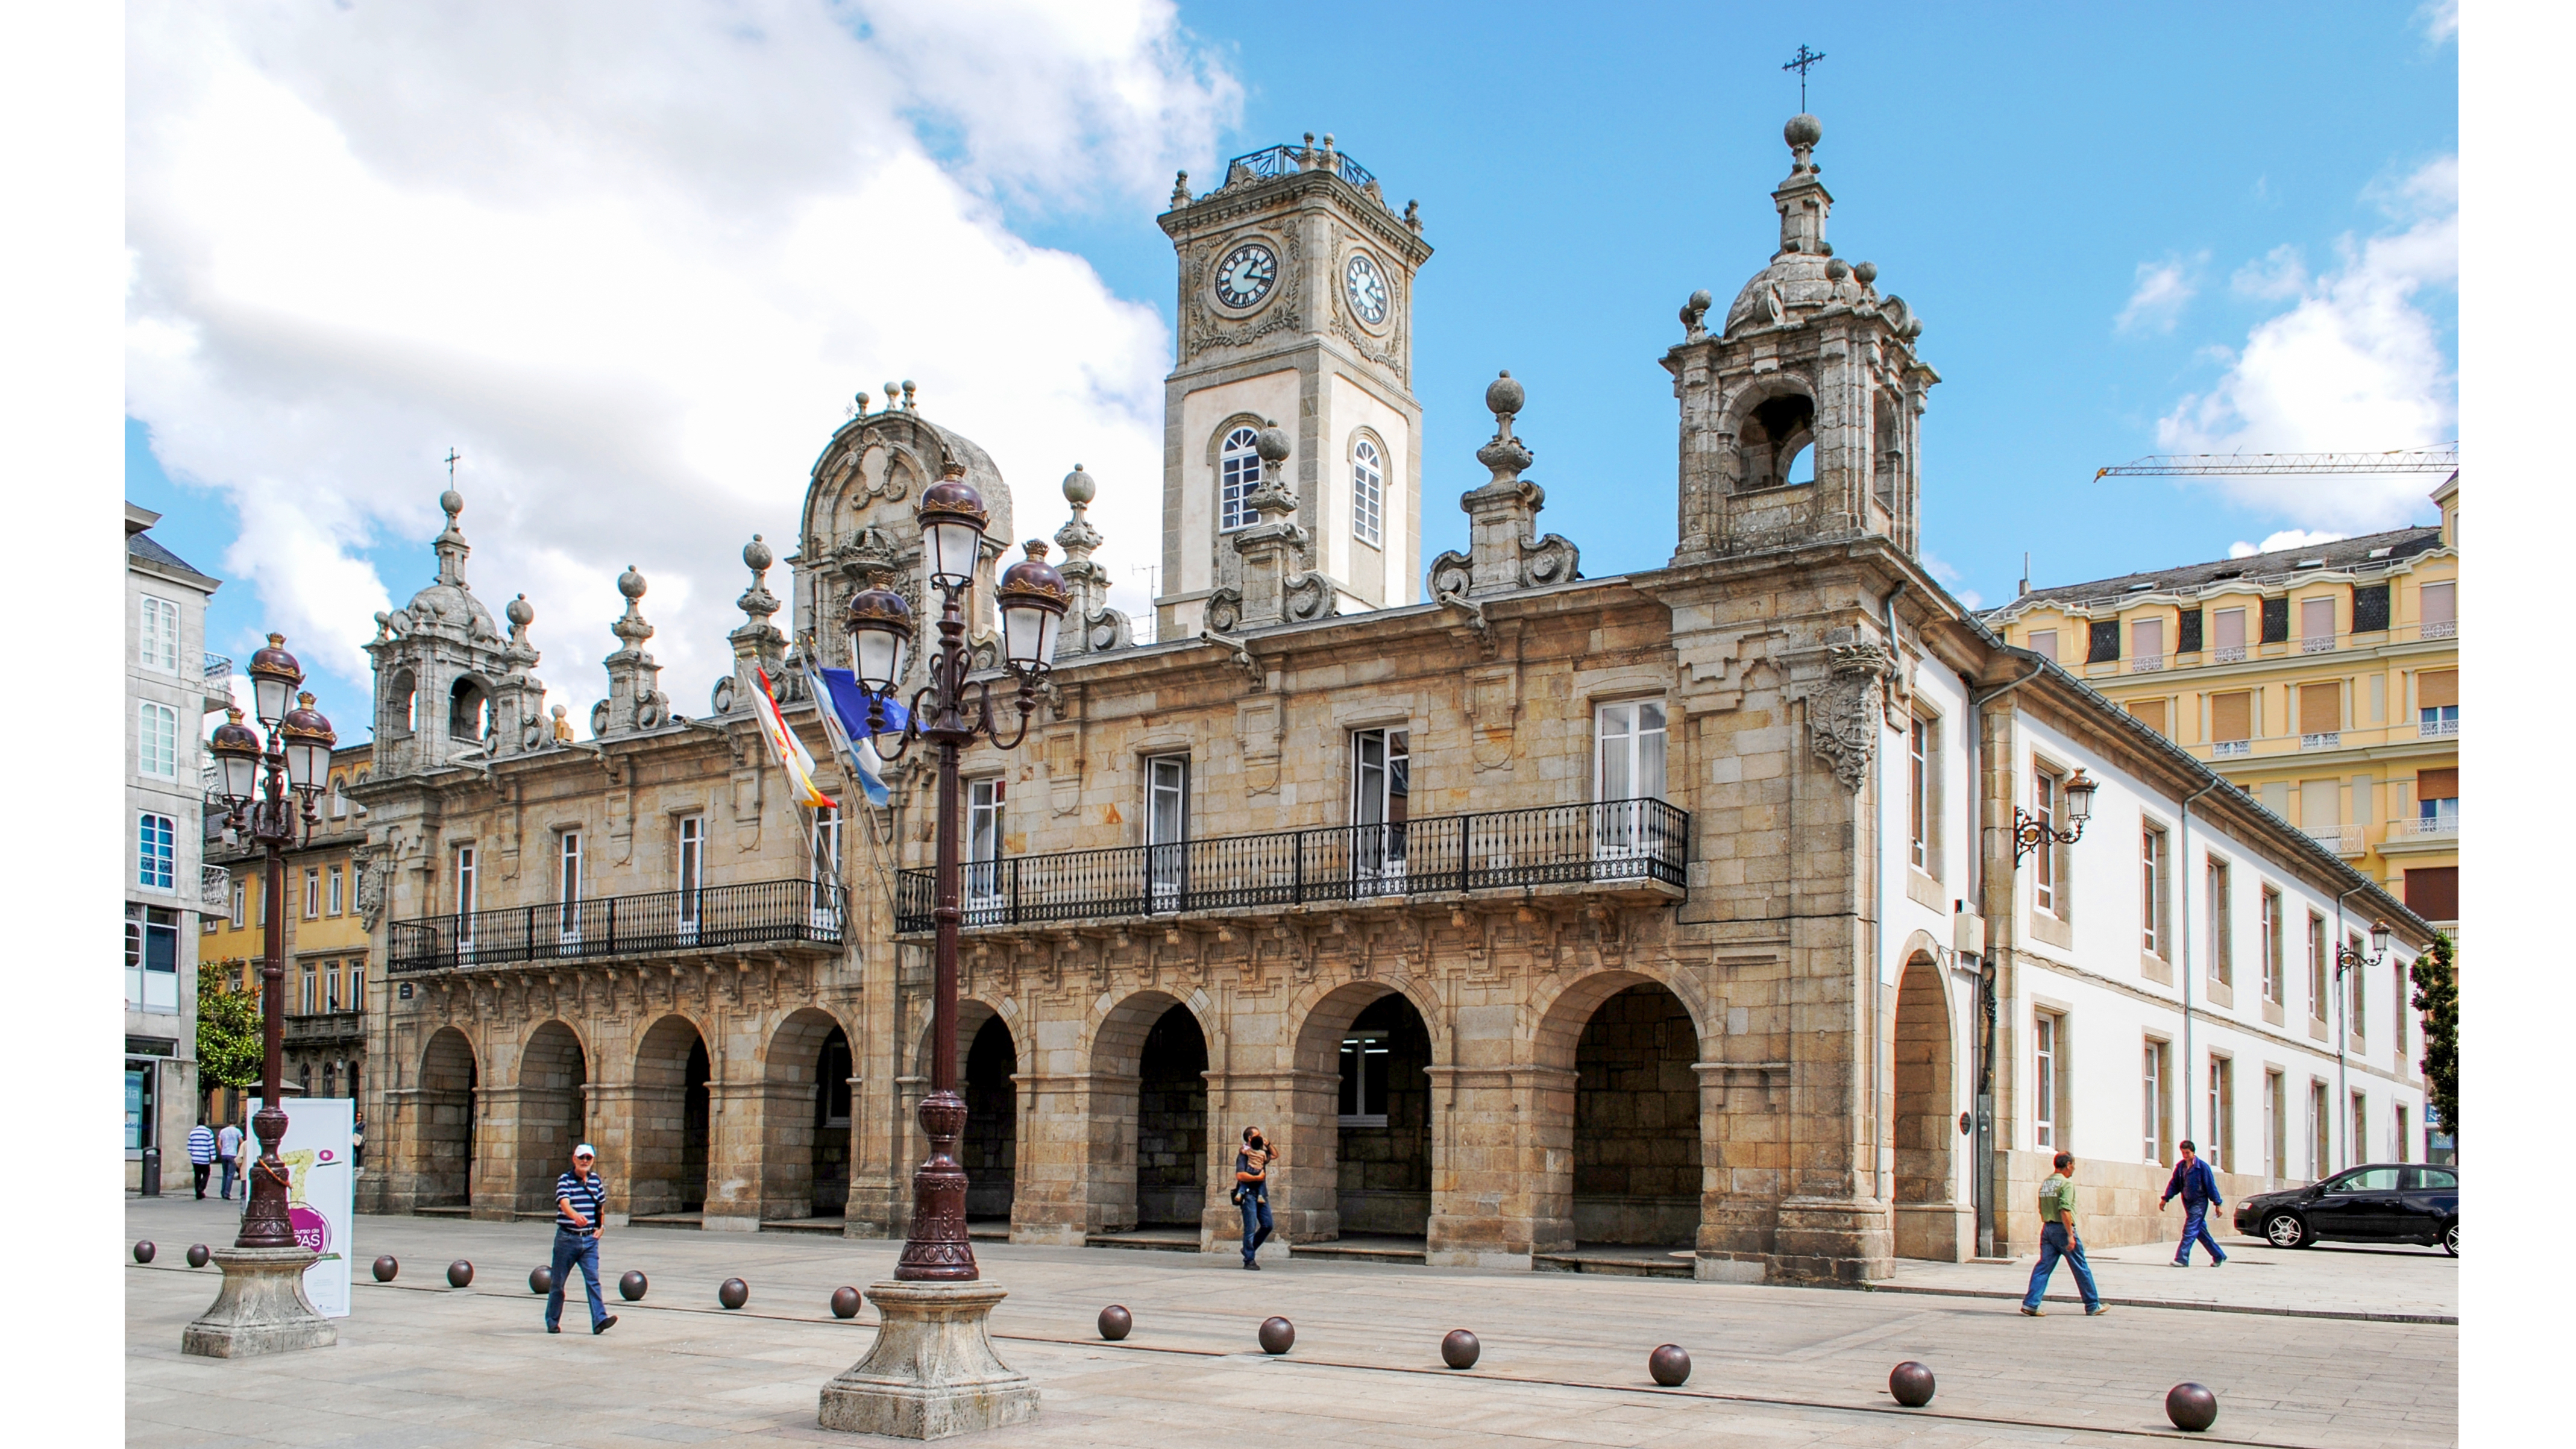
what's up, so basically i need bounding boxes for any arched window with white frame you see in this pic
[1351,436,1384,548]
[1219,426,1260,532]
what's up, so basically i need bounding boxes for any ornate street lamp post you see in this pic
[2332,919,2394,1171]
[818,463,1063,1436]
[183,635,340,1359]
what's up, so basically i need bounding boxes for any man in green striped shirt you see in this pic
[2020,1152,2106,1316]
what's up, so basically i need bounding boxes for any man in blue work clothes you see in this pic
[545,1144,618,1334]
[2161,1139,2227,1266]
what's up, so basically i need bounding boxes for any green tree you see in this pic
[2409,934,2458,1145]
[197,961,265,1097]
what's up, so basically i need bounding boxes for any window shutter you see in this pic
[2298,681,2341,732]
[2128,698,2168,735]
[2351,583,2390,633]
[2213,608,2247,650]
[2027,629,2057,663]
[2418,580,2455,627]
[2299,596,2336,642]
[2416,670,2457,709]
[2087,620,2120,662]
[2177,608,2204,654]
[2131,617,2164,659]
[2210,691,2252,742]
[2415,767,2458,800]
[2402,867,2457,922]
[2261,597,2289,643]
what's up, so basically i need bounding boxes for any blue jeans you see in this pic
[1237,1190,1274,1264]
[546,1230,606,1329]
[2022,1222,2101,1310]
[2174,1203,2226,1263]
[218,1158,237,1199]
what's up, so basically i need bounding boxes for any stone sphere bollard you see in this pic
[1889,1361,1935,1408]
[718,1277,750,1310]
[1648,1344,1692,1387]
[529,1266,554,1295]
[1257,1316,1295,1354]
[134,1240,156,1264]
[1441,1329,1481,1369]
[832,1287,864,1319]
[186,1243,212,1269]
[1097,1304,1132,1341]
[374,1256,400,1282]
[2166,1383,2219,1433]
[447,1260,474,1288]
[619,1270,647,1301]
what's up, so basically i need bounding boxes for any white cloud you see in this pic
[2155,156,2457,532]
[2228,529,2348,559]
[2232,245,2308,301]
[125,1,1237,732]
[2116,252,2205,335]
[1920,550,1982,611]
[2417,1,2459,44]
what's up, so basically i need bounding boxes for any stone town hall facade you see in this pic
[351,119,2430,1283]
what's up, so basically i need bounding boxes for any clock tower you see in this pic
[1154,135,1431,639]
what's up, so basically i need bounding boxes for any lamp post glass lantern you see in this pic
[845,468,1066,1281]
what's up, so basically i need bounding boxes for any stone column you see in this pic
[1006,1070,1090,1246]
[1230,1066,1332,1254]
[1693,1060,1788,1282]
[754,1078,819,1222]
[702,1080,768,1231]
[584,1081,645,1224]
[1422,1064,1569,1270]
[470,1084,520,1221]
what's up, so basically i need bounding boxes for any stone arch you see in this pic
[1892,953,1964,1260]
[1531,967,1711,1253]
[447,673,494,741]
[1285,978,1439,1242]
[415,1026,477,1210]
[512,1020,589,1213]
[758,1007,847,1221]
[1720,374,1819,494]
[632,1013,711,1218]
[1084,989,1211,1235]
[383,667,418,739]
[1207,415,1268,534]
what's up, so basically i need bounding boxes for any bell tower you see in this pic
[1154,135,1433,638]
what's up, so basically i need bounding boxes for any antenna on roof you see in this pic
[2020,552,2030,597]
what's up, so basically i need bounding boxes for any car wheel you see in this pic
[2263,1212,2310,1249]
[2442,1222,2457,1257]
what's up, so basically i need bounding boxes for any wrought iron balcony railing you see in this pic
[1225,143,1377,190]
[390,877,841,973]
[896,797,1688,933]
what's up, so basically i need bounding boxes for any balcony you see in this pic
[2399,808,2458,840]
[2130,655,2165,673]
[2419,715,2459,739]
[2212,646,2248,664]
[2300,636,2337,654]
[201,866,231,908]
[284,1011,365,1048]
[203,652,236,712]
[2423,620,2455,640]
[2302,822,2365,858]
[896,797,1689,934]
[2211,740,2252,759]
[2299,731,2342,750]
[389,878,840,973]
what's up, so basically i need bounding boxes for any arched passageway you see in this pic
[1133,1004,1206,1229]
[812,1026,852,1216]
[962,1016,1019,1224]
[1892,956,1962,1259]
[514,1021,588,1213]
[417,1027,477,1209]
[1571,981,1703,1246]
[1333,993,1433,1237]
[633,1015,711,1218]
[758,1007,844,1222]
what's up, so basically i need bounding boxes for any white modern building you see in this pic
[125,501,227,1191]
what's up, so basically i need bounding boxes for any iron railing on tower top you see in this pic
[896,797,1687,932]
[389,877,841,973]
[1226,143,1376,191]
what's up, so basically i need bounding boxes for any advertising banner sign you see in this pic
[248,1097,355,1317]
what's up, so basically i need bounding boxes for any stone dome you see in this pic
[401,577,500,640]
[1723,251,1839,337]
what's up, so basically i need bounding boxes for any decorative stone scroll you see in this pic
[1808,641,1895,791]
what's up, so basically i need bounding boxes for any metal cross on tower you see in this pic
[1782,44,1826,110]
[444,447,461,484]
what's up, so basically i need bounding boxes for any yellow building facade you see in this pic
[1982,478,2458,938]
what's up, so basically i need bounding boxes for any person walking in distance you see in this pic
[215,1118,245,1201]
[2020,1152,2107,1316]
[1234,1126,1278,1270]
[2161,1139,2228,1267]
[186,1118,217,1199]
[545,1145,617,1335]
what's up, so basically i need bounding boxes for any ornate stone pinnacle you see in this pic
[505,592,535,643]
[901,380,917,410]
[737,534,781,621]
[433,489,471,587]
[1476,371,1534,484]
[1055,465,1102,563]
[1680,289,1713,339]
[612,565,653,648]
[1170,171,1190,207]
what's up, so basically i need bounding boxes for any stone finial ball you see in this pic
[133,1240,155,1264]
[1825,258,1850,280]
[2166,1383,2219,1433]
[529,1265,554,1295]
[1484,370,1525,418]
[506,593,535,629]
[446,1260,474,1288]
[1063,464,1097,506]
[1785,113,1823,148]
[1648,1343,1692,1387]
[1689,288,1714,309]
[186,1243,212,1269]
[744,534,773,573]
[718,1277,750,1310]
[374,1255,400,1282]
[1441,1328,1481,1369]
[1853,261,1879,286]
[1257,1316,1296,1354]
[1889,1360,1936,1407]
[1097,1304,1133,1341]
[831,1286,864,1319]
[441,488,464,519]
[618,1270,648,1301]
[618,565,647,601]
[1254,421,1292,464]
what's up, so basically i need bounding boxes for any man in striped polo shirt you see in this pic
[545,1145,617,1335]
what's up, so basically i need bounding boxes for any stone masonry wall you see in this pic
[1335,993,1432,1236]
[1135,1006,1208,1227]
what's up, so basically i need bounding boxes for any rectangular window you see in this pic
[326,864,344,917]
[2260,888,2285,1005]
[137,702,179,779]
[326,959,342,1013]
[125,902,181,1013]
[2026,628,2057,664]
[2307,913,2329,1021]
[2415,767,2459,834]
[303,867,321,920]
[2348,934,2367,1042]
[2210,690,2252,755]
[2395,1104,2410,1163]
[1146,754,1189,906]
[2351,1091,2369,1167]
[1354,726,1413,879]
[2034,1013,2059,1149]
[2352,582,2391,634]
[2032,766,2062,916]
[674,819,702,925]
[229,876,245,929]
[1338,1029,1390,1126]
[2299,596,2337,652]
[2177,608,2204,655]
[1350,439,1384,548]
[126,1066,152,1152]
[554,830,582,938]
[348,958,365,1013]
[2266,1069,2287,1179]
[2140,825,2168,957]
[2311,1080,2331,1177]
[300,963,316,1016]
[2392,960,2410,1063]
[2417,580,2455,639]
[2130,616,2165,671]
[137,813,176,891]
[2403,866,2457,922]
[2143,1039,2170,1163]
[2206,858,2232,985]
[2261,596,2290,644]
[2128,697,2168,735]
[2298,680,2342,740]
[454,843,479,942]
[329,777,348,819]
[1595,702,1668,861]
[2211,606,2248,662]
[1908,717,1930,872]
[2416,668,2458,737]
[2207,1054,2234,1171]
[2086,619,2120,664]
[811,806,841,893]
[139,595,181,673]
[967,779,1006,901]
[1219,427,1259,532]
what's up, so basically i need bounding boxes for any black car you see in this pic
[2233,1163,2457,1255]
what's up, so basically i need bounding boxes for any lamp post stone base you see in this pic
[180,1246,337,1359]
[817,1281,1038,1440]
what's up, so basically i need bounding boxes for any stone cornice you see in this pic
[1160,169,1432,268]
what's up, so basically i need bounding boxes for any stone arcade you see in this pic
[354,119,2428,1286]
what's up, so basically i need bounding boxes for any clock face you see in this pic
[1343,252,1389,325]
[1213,242,1277,309]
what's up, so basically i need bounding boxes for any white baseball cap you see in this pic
[574,1143,597,1158]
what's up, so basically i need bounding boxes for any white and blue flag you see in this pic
[805,661,908,808]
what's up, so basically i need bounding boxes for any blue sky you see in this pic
[127,1,2455,740]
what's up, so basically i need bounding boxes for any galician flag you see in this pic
[803,659,902,809]
[752,668,836,811]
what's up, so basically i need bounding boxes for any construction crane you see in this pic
[2093,443,2457,480]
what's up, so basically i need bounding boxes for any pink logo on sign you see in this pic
[318,1149,335,1163]
[289,1205,330,1256]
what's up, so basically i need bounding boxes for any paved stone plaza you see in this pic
[126,1195,2453,1448]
